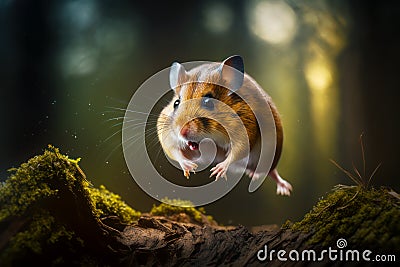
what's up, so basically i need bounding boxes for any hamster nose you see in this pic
[180,126,189,138]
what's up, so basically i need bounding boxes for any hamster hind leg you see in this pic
[268,169,292,196]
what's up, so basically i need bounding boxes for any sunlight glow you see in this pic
[247,0,297,45]
[305,57,333,92]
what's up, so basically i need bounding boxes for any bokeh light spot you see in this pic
[62,44,99,76]
[305,57,333,92]
[247,0,297,45]
[60,0,98,31]
[203,2,233,34]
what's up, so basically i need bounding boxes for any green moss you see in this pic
[292,185,400,250]
[150,198,215,225]
[2,211,78,261]
[88,185,140,224]
[0,145,140,265]
[1,148,76,221]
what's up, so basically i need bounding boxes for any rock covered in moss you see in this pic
[0,146,80,221]
[292,185,400,252]
[0,145,140,265]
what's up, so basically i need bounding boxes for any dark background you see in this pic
[1,0,399,226]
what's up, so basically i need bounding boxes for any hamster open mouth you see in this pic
[181,141,200,160]
[187,141,199,151]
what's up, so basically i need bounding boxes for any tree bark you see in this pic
[114,215,311,266]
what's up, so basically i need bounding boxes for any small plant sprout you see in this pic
[330,133,382,189]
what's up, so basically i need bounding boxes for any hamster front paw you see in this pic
[210,160,229,181]
[179,160,198,179]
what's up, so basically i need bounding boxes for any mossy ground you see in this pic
[1,146,398,265]
[150,198,216,225]
[291,185,400,251]
[0,146,213,265]
[88,185,140,225]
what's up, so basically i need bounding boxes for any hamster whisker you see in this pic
[104,116,128,122]
[100,106,164,161]
[120,132,147,151]
[103,121,152,144]
[121,120,150,128]
[102,129,123,144]
[146,136,163,152]
[109,119,144,129]
[110,123,165,162]
[105,136,140,161]
[155,124,172,137]
[154,146,165,164]
[106,106,160,118]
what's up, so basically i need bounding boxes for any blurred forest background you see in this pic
[1,0,399,226]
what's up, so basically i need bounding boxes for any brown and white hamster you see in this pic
[157,55,292,196]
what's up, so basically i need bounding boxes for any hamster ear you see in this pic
[170,62,187,91]
[220,55,244,93]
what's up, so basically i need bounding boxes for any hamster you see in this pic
[157,55,292,196]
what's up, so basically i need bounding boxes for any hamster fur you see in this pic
[157,55,292,196]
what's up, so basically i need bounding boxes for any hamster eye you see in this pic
[173,99,180,109]
[201,96,214,110]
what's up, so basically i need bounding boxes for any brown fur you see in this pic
[158,63,283,172]
[156,57,292,195]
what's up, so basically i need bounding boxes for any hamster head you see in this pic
[158,55,255,160]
